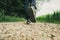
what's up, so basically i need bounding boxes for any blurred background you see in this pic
[0,0,60,23]
[36,0,60,17]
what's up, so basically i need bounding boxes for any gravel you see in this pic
[0,22,60,40]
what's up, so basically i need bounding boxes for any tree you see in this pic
[0,0,24,17]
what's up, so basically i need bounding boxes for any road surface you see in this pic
[0,22,60,40]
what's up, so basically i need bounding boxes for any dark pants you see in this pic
[23,0,36,22]
[24,0,30,20]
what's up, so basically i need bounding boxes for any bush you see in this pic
[4,16,25,22]
[0,12,5,22]
[37,11,60,23]
[0,12,25,22]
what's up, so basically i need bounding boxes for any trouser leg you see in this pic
[24,4,31,24]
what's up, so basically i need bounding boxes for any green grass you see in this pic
[36,11,60,24]
[0,15,25,22]
[4,16,25,22]
[0,12,25,22]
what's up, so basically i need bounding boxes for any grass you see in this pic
[0,12,25,22]
[36,11,60,24]
[0,15,25,22]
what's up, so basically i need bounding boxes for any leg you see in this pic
[24,3,31,24]
[28,6,36,23]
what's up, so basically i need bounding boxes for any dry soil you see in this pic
[0,22,60,40]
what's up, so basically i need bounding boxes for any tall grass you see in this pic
[0,12,25,22]
[37,11,60,23]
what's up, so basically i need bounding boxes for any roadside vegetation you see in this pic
[37,11,60,23]
[0,12,25,22]
[0,0,25,22]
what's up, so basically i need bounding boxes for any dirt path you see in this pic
[0,22,60,40]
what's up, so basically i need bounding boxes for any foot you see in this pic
[26,19,31,24]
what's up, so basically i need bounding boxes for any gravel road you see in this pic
[0,22,60,40]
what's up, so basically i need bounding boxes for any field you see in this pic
[0,22,60,40]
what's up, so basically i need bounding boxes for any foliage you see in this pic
[37,11,60,23]
[0,0,24,17]
[0,13,25,22]
[0,0,26,22]
[4,16,25,22]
